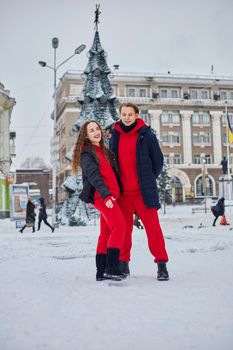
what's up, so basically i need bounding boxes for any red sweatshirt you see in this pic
[93,145,120,202]
[114,118,145,194]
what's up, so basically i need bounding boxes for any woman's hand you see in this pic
[88,203,95,209]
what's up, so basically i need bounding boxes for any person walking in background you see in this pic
[72,120,126,282]
[37,197,54,232]
[211,197,225,226]
[110,102,169,281]
[20,197,36,233]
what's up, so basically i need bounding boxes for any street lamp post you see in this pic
[202,159,208,213]
[39,38,86,226]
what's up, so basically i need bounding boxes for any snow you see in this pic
[0,205,233,350]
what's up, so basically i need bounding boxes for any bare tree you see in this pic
[20,157,49,169]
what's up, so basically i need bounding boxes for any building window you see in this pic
[192,112,200,124]
[164,154,169,164]
[194,154,201,164]
[172,132,180,144]
[161,111,169,124]
[220,91,227,100]
[192,111,210,125]
[203,132,211,144]
[229,92,233,100]
[174,154,181,164]
[140,110,149,123]
[171,89,178,98]
[205,154,212,164]
[111,85,117,95]
[193,133,201,144]
[193,132,211,145]
[139,88,147,97]
[160,89,168,98]
[202,112,210,125]
[196,176,213,197]
[162,132,169,143]
[128,88,135,97]
[201,90,209,99]
[190,89,198,99]
[171,111,180,124]
[222,113,233,125]
[161,111,180,124]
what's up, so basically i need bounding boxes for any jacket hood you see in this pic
[39,197,45,204]
[114,118,146,135]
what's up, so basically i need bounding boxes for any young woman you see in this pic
[20,197,36,233]
[37,197,54,233]
[72,120,126,281]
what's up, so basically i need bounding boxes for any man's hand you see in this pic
[105,197,116,208]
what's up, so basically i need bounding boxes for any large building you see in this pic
[0,82,16,218]
[15,168,51,205]
[54,70,233,204]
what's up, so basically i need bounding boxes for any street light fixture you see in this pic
[39,38,86,226]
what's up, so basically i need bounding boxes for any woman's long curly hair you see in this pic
[71,120,111,174]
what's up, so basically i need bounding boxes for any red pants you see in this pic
[118,193,168,263]
[94,198,126,254]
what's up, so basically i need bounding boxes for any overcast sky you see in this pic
[1,0,233,168]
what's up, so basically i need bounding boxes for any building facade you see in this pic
[0,83,16,218]
[54,70,233,204]
[15,169,51,206]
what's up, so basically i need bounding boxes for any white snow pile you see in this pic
[0,205,233,350]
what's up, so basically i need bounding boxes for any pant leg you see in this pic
[38,218,42,230]
[213,216,219,226]
[94,198,126,251]
[96,214,111,254]
[117,195,135,262]
[20,225,26,232]
[43,218,53,230]
[134,193,168,263]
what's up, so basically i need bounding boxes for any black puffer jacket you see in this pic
[79,148,121,204]
[110,124,163,208]
[38,197,48,220]
[211,197,225,217]
[26,200,36,223]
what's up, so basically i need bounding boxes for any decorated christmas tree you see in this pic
[73,29,119,131]
[59,6,119,226]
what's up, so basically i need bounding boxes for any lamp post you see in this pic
[202,158,208,213]
[225,101,232,212]
[39,38,86,226]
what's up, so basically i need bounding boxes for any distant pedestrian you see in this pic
[211,197,225,226]
[133,212,144,229]
[20,197,36,233]
[37,197,54,232]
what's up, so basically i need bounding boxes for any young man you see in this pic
[110,102,169,281]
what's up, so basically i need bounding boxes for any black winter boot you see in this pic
[157,261,169,281]
[96,254,107,281]
[119,260,130,276]
[104,248,126,281]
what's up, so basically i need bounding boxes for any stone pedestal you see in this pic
[218,175,233,200]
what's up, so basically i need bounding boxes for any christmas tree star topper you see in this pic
[94,4,101,30]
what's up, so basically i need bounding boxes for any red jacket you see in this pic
[94,145,120,201]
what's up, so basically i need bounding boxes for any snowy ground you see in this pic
[0,205,233,350]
